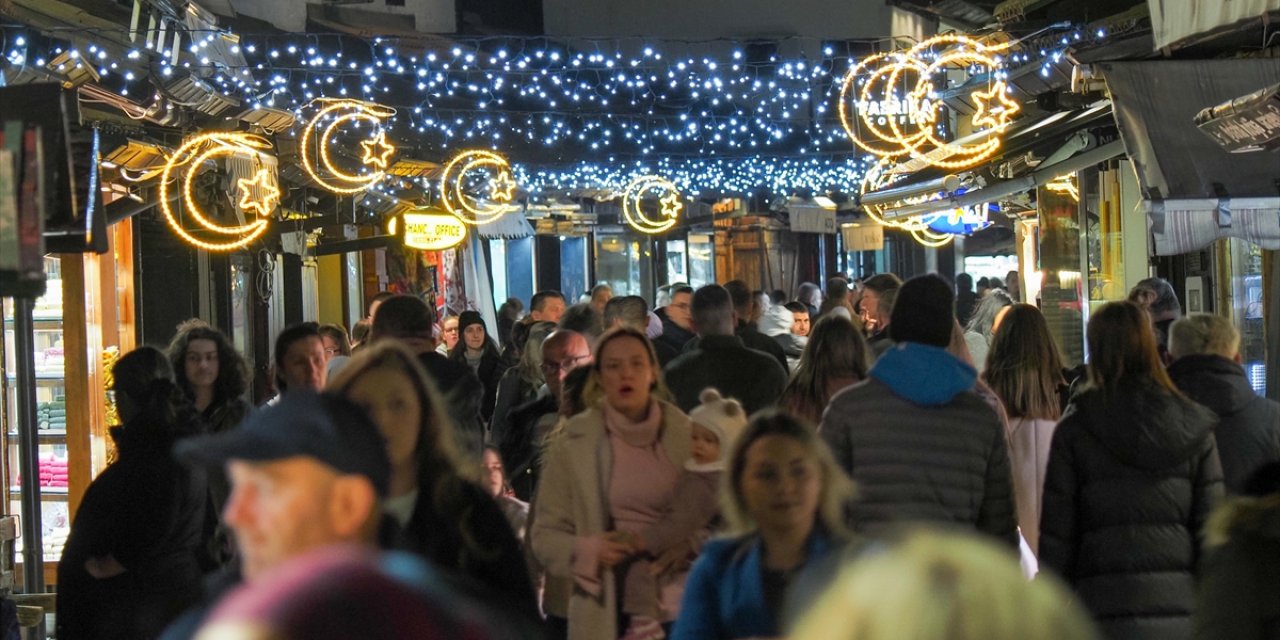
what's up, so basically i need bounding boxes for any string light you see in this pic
[159,132,274,251]
[622,175,682,234]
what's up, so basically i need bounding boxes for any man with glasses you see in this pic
[655,284,696,354]
[498,330,592,501]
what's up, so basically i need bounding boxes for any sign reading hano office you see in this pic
[403,212,467,251]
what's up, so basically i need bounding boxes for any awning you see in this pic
[1149,0,1280,50]
[1101,59,1280,254]
[475,213,535,240]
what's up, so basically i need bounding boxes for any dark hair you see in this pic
[274,323,322,391]
[371,295,434,341]
[449,312,501,361]
[965,289,1014,339]
[781,315,872,424]
[367,291,395,316]
[318,324,352,357]
[557,303,603,338]
[770,289,787,305]
[723,280,752,314]
[862,273,903,295]
[603,295,649,330]
[530,290,566,313]
[670,285,694,298]
[168,321,249,410]
[956,273,973,291]
[796,282,820,306]
[350,318,372,345]
[560,365,593,418]
[784,301,809,316]
[113,346,199,445]
[1243,462,1280,497]
[692,284,734,334]
[1087,301,1181,399]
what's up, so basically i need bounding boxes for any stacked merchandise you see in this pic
[15,453,70,489]
[36,398,66,432]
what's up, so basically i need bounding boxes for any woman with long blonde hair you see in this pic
[982,304,1065,556]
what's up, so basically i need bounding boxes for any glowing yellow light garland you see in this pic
[838,34,1021,170]
[299,98,397,194]
[158,132,275,251]
[439,150,518,225]
[621,175,682,234]
[858,159,990,248]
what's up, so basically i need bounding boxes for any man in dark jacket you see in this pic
[370,295,485,456]
[954,272,978,326]
[664,285,788,415]
[820,274,1017,547]
[655,284,696,353]
[1169,313,1280,494]
[605,295,680,366]
[722,279,789,371]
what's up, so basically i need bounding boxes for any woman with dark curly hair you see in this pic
[167,320,252,437]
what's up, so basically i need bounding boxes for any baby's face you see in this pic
[691,423,721,465]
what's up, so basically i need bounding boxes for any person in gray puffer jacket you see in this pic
[759,303,807,372]
[820,274,1017,548]
[1040,301,1224,640]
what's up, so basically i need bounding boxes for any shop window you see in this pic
[1227,238,1267,396]
[688,234,715,289]
[1037,184,1087,366]
[560,237,587,303]
[597,234,641,295]
[666,240,688,285]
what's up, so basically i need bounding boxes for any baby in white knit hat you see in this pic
[620,388,748,640]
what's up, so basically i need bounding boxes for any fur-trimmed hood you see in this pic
[1205,494,1280,548]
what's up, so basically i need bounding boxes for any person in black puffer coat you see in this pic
[57,347,207,640]
[1040,301,1224,640]
[1168,313,1280,495]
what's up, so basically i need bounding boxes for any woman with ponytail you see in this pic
[57,346,209,640]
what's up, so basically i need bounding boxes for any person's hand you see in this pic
[598,531,635,568]
[650,540,693,576]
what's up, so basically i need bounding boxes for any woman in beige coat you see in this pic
[982,304,1067,558]
[531,326,692,640]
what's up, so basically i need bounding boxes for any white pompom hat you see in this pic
[688,388,748,465]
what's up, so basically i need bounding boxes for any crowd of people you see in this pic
[49,270,1280,640]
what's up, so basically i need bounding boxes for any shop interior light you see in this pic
[158,131,275,251]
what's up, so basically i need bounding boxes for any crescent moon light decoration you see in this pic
[299,98,397,194]
[439,149,519,226]
[158,132,277,252]
[621,175,682,235]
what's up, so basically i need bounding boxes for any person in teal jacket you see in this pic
[672,411,854,640]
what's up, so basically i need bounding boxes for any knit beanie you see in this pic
[457,310,486,338]
[688,388,748,470]
[889,274,955,348]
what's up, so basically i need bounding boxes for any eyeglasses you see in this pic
[541,355,588,375]
[324,347,340,356]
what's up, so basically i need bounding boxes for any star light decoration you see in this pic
[659,192,683,219]
[487,171,518,202]
[359,131,396,170]
[158,131,275,251]
[970,80,1022,131]
[237,169,281,217]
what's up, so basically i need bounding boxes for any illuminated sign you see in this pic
[838,34,1021,170]
[402,211,467,250]
[299,98,396,194]
[158,132,275,251]
[621,175,682,234]
[439,149,518,225]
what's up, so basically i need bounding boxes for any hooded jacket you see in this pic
[1194,493,1280,640]
[1039,383,1224,640]
[820,342,1017,546]
[759,305,807,371]
[1168,354,1280,494]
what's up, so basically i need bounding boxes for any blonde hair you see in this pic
[1169,313,1240,360]
[583,326,672,407]
[722,410,853,537]
[792,530,1098,640]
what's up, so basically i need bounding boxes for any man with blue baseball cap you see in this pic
[177,390,390,582]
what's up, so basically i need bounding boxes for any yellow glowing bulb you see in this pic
[440,150,517,225]
[237,169,281,218]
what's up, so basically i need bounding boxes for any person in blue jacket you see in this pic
[672,410,854,640]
